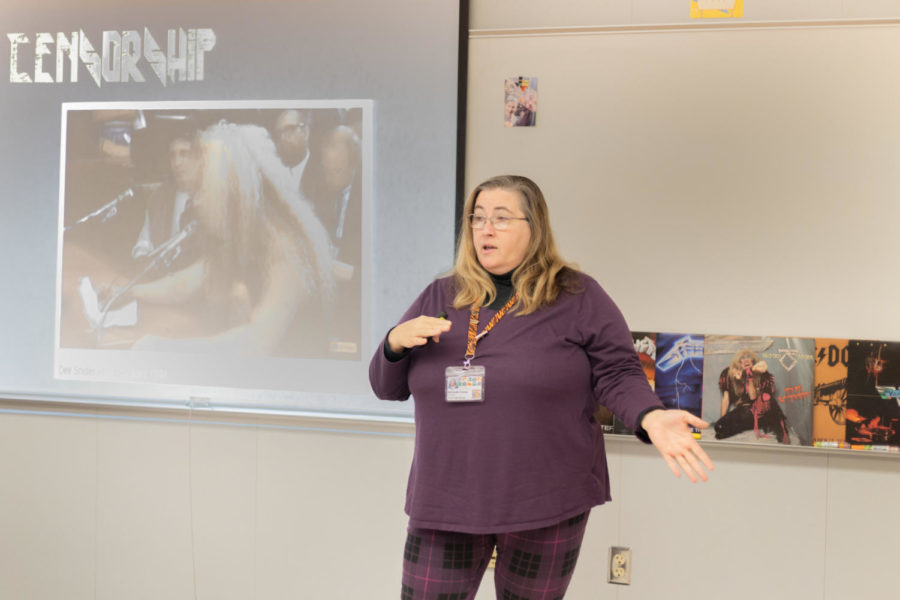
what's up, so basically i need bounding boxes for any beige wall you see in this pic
[0,405,415,599]
[3,403,899,599]
[3,2,900,599]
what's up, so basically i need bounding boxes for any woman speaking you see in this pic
[369,175,713,599]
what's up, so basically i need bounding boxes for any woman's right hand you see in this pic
[387,315,452,354]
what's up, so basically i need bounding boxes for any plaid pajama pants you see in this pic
[401,512,589,600]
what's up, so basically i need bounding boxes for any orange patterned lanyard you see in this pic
[464,293,519,367]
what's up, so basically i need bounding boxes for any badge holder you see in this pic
[445,360,485,403]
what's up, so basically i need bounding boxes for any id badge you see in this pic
[445,365,485,402]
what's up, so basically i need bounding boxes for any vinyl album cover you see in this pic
[701,336,814,446]
[594,405,615,434]
[654,333,703,438]
[813,338,849,447]
[613,331,657,435]
[845,340,900,448]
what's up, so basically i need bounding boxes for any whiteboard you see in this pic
[467,23,900,342]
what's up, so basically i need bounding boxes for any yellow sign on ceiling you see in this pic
[690,0,744,19]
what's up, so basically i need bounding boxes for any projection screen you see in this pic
[0,0,464,421]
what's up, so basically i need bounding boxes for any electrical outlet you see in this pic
[608,546,631,585]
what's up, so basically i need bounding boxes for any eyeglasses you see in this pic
[468,214,529,230]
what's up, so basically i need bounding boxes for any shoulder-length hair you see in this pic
[196,123,335,300]
[729,349,760,373]
[451,174,580,315]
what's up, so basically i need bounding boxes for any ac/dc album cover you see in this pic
[813,338,849,447]
[612,331,657,435]
[701,335,814,446]
[654,333,703,438]
[845,340,900,449]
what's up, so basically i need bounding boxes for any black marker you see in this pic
[430,311,449,344]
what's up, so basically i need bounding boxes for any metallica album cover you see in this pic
[813,338,849,447]
[653,333,703,438]
[701,335,814,446]
[845,340,900,449]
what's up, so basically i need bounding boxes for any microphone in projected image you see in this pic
[81,220,198,344]
[63,183,162,233]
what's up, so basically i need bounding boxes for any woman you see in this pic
[714,349,790,443]
[369,175,713,599]
[128,122,335,356]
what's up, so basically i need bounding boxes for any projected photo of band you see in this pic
[56,101,369,386]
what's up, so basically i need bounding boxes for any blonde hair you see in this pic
[729,349,759,373]
[451,175,580,315]
[196,123,335,305]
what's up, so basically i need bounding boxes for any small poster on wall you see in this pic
[690,0,744,19]
[504,76,538,127]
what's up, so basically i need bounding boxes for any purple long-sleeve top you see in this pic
[369,272,663,534]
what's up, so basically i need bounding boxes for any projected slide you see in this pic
[56,101,370,387]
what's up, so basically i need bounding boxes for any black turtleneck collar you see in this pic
[491,269,513,285]
[486,269,516,310]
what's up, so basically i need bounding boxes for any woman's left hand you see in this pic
[640,409,714,483]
